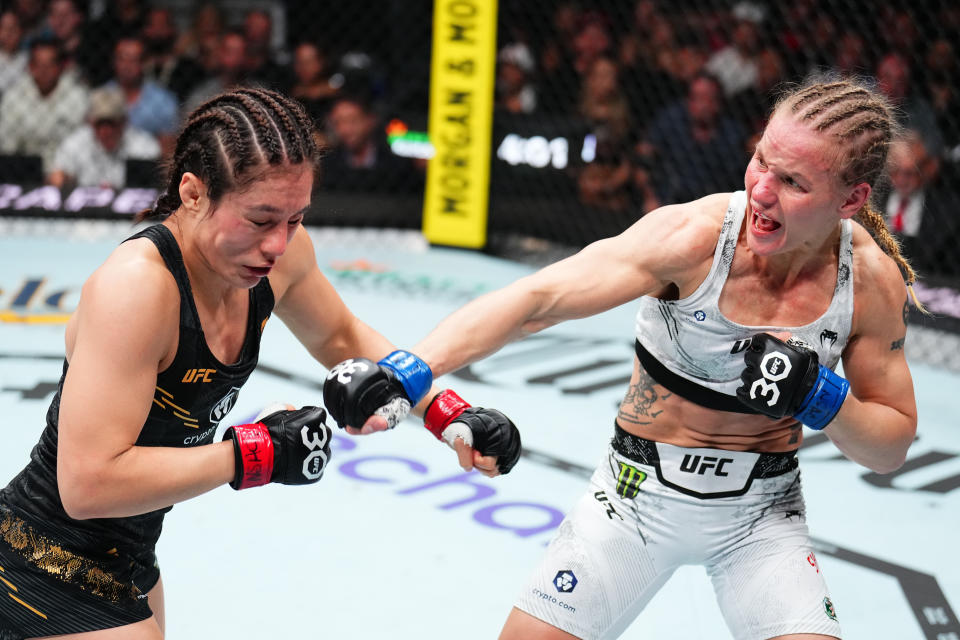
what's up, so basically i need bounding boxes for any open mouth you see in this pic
[751,207,781,233]
[245,265,272,277]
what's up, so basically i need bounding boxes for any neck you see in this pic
[163,215,234,304]
[743,220,842,289]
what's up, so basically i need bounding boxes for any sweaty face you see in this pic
[197,165,314,288]
[743,114,851,256]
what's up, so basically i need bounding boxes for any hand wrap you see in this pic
[424,389,523,474]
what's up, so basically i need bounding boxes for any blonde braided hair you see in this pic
[775,75,925,310]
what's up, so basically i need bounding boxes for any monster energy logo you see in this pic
[616,462,647,499]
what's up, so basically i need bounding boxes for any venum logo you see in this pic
[820,329,838,348]
[210,386,241,425]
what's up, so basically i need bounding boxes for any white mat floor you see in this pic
[1,221,957,639]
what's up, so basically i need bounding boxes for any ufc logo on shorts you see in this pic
[680,454,735,476]
[749,350,792,407]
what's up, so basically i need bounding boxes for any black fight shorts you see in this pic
[0,506,157,638]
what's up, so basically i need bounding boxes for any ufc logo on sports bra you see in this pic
[680,455,735,476]
[182,368,216,383]
[749,351,792,407]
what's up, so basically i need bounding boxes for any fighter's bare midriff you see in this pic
[616,358,803,453]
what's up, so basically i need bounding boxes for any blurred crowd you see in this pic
[0,0,956,277]
[0,0,426,197]
[494,0,959,276]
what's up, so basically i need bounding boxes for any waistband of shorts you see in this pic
[611,423,799,478]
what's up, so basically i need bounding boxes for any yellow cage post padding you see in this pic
[422,0,498,249]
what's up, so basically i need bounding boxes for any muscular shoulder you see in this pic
[625,192,729,275]
[74,238,179,355]
[849,221,910,336]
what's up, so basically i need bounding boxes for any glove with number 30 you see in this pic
[735,333,849,430]
[222,405,332,490]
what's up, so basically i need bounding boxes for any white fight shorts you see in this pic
[513,425,842,640]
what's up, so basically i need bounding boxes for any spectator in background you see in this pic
[495,42,537,115]
[289,40,341,128]
[0,10,27,95]
[876,51,943,158]
[539,8,615,116]
[578,56,631,145]
[243,8,289,90]
[881,130,960,277]
[656,29,709,104]
[182,29,254,118]
[832,30,871,74]
[704,4,765,98]
[536,1,580,115]
[140,6,180,90]
[104,35,178,156]
[0,37,88,175]
[645,72,747,204]
[321,95,420,193]
[10,0,46,45]
[729,47,785,143]
[48,86,160,189]
[618,2,678,130]
[577,134,631,212]
[77,0,146,87]
[43,0,85,80]
[167,3,223,102]
[922,38,960,171]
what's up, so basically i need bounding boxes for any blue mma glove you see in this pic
[323,350,433,429]
[735,333,849,430]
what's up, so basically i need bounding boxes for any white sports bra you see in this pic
[634,191,854,410]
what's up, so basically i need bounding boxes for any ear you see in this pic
[839,182,871,219]
[178,172,208,215]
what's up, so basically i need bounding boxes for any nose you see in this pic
[752,172,778,206]
[261,224,289,258]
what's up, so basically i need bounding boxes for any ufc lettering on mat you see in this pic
[422,0,497,248]
[749,350,792,406]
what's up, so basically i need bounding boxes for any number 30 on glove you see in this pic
[222,405,332,490]
[735,333,849,430]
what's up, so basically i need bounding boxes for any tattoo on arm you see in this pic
[891,336,905,351]
[788,424,801,444]
[618,368,669,425]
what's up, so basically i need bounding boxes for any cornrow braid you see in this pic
[775,74,925,310]
[137,88,319,223]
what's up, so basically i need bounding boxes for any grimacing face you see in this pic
[743,113,861,257]
[192,165,314,289]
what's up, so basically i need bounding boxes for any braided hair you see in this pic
[773,74,924,309]
[137,87,320,222]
